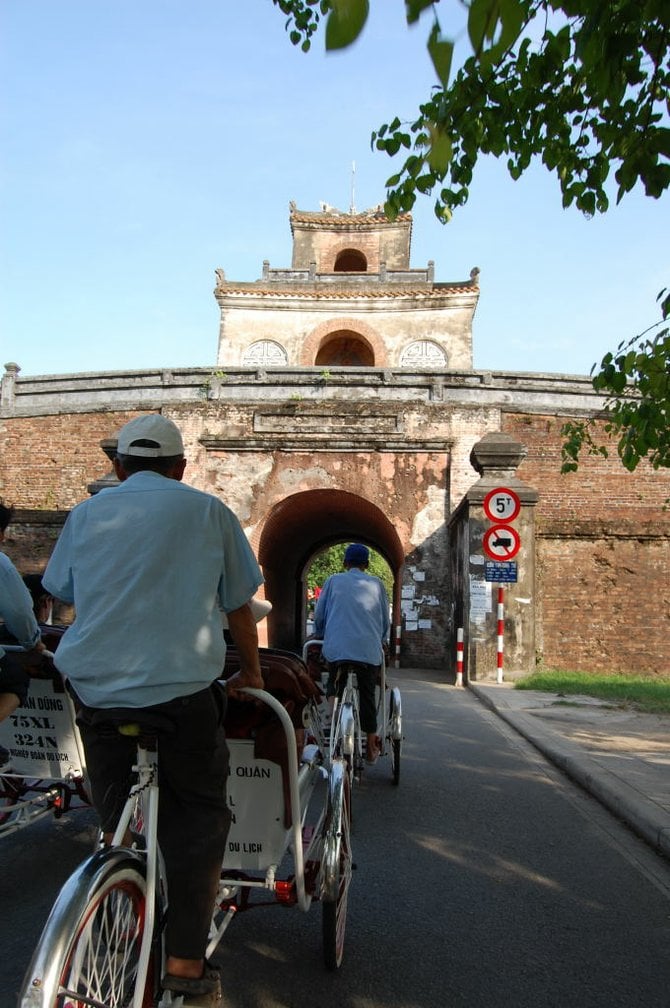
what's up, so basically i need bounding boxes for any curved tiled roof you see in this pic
[215,281,478,299]
[289,206,412,227]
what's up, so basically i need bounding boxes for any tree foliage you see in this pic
[307,543,394,597]
[274,0,669,221]
[561,292,670,472]
[273,0,670,472]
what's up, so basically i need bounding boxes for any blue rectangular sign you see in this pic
[484,561,518,583]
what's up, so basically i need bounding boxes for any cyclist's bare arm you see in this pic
[225,601,264,696]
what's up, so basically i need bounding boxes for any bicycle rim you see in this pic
[19,850,157,1008]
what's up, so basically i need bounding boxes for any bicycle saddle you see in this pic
[86,708,176,737]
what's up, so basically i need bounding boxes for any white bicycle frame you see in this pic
[111,739,161,1008]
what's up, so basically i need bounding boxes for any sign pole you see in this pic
[455,627,464,687]
[496,586,504,684]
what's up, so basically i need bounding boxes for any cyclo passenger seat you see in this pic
[223,647,321,827]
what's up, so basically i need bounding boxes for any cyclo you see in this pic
[18,642,354,1007]
[0,628,91,838]
[303,639,403,786]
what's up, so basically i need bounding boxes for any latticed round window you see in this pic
[242,340,289,366]
[399,340,447,368]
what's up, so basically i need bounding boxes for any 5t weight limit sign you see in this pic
[483,487,521,524]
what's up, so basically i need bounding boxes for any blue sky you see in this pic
[2,0,668,379]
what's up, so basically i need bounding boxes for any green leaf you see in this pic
[468,0,500,55]
[427,129,453,173]
[325,0,369,50]
[427,25,454,87]
[405,0,434,25]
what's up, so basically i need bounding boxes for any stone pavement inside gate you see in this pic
[467,681,670,860]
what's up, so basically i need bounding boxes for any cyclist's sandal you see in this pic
[161,965,222,1008]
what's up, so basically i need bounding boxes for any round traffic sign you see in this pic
[483,523,521,560]
[483,487,521,524]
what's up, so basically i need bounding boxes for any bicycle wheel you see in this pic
[19,847,159,1008]
[321,759,352,971]
[388,688,402,787]
[391,738,401,786]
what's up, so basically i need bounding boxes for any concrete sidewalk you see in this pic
[468,681,670,859]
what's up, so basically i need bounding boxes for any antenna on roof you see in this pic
[349,161,356,214]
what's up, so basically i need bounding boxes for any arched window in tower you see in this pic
[315,329,375,366]
[399,340,448,368]
[242,340,289,366]
[334,249,368,272]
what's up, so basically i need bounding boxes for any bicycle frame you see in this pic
[111,740,161,1008]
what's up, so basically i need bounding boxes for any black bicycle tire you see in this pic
[392,737,401,785]
[322,763,352,970]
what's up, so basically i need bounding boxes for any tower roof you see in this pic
[289,201,412,235]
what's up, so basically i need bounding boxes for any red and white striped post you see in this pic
[455,627,464,687]
[394,624,401,669]
[496,586,505,683]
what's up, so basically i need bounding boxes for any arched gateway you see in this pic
[257,489,404,650]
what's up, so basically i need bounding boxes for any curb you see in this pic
[469,683,670,860]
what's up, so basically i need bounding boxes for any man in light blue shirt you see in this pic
[314,543,390,763]
[44,414,263,1008]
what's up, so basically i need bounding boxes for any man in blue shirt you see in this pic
[313,543,390,763]
[44,414,264,1008]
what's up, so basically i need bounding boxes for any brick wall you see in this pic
[503,412,670,674]
[0,411,148,510]
[1,400,667,674]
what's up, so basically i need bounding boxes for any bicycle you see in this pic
[19,652,355,1006]
[19,709,170,1008]
[304,641,402,786]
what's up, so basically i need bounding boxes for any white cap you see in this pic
[116,415,184,458]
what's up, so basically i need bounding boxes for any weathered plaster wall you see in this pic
[1,371,668,673]
[216,299,475,369]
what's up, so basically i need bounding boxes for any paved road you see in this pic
[3,669,670,1007]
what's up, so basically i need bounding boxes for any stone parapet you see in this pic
[2,363,607,419]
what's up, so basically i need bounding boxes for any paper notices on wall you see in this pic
[469,577,491,623]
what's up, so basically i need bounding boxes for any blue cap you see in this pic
[344,543,369,567]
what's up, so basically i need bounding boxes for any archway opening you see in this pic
[334,249,367,272]
[315,330,375,366]
[258,489,404,652]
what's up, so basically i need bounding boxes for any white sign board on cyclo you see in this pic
[483,487,521,524]
[223,739,289,872]
[0,678,86,780]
